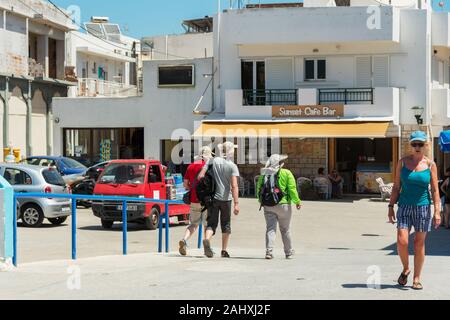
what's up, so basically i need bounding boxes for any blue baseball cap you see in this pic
[409,131,428,143]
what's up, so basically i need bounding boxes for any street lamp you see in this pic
[412,106,425,125]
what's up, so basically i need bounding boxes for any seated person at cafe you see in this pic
[313,168,332,199]
[328,169,344,199]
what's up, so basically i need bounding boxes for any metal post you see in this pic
[12,194,17,267]
[158,208,163,253]
[71,198,77,260]
[122,200,127,255]
[165,202,169,253]
[198,216,203,249]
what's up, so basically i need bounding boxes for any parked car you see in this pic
[70,161,111,208]
[85,161,111,181]
[92,160,190,230]
[21,156,87,176]
[0,164,72,227]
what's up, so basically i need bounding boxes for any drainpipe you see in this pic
[26,81,32,157]
[3,77,9,149]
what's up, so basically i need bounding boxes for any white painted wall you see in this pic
[142,33,213,61]
[53,58,213,160]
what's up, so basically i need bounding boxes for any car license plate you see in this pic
[61,206,71,212]
[117,205,138,211]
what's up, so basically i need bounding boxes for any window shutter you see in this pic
[355,56,372,88]
[266,58,294,89]
[372,55,389,87]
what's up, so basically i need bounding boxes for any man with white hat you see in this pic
[256,154,301,260]
[198,141,240,258]
[179,146,214,256]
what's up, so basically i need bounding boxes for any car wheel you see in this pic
[101,219,114,229]
[143,208,159,230]
[48,217,68,225]
[21,204,45,228]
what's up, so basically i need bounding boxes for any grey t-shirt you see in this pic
[204,157,240,201]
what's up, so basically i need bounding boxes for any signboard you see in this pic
[272,105,344,118]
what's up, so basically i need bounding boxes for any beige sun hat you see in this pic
[265,154,288,170]
[194,146,215,161]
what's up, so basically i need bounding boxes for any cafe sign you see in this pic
[272,105,344,118]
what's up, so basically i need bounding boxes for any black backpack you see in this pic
[259,173,285,210]
[195,164,216,212]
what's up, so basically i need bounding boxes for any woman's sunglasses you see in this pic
[411,143,425,148]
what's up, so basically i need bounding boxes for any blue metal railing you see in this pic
[12,193,204,267]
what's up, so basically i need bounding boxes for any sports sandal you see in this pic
[203,239,214,258]
[178,240,187,256]
[221,250,230,258]
[397,271,411,286]
[412,282,423,290]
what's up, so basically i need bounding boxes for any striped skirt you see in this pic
[397,205,432,233]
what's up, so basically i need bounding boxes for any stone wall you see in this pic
[400,124,432,158]
[282,138,328,179]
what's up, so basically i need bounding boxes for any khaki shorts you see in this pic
[189,203,207,226]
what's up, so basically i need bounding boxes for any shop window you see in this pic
[158,65,195,87]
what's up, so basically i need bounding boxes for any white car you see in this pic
[0,164,72,228]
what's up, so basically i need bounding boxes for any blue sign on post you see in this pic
[0,176,14,266]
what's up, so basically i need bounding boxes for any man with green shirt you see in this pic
[256,154,301,260]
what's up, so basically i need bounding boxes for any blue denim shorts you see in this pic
[397,205,432,232]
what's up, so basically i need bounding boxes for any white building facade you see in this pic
[66,18,140,98]
[0,0,77,159]
[53,1,450,193]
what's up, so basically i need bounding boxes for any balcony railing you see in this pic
[78,78,139,98]
[243,89,297,106]
[318,88,374,105]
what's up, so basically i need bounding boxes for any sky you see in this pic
[51,0,450,39]
[50,0,304,38]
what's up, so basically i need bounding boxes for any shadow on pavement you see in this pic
[167,254,267,260]
[342,284,410,291]
[381,228,450,256]
[79,223,187,232]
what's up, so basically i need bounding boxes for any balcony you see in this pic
[77,78,139,98]
[243,89,297,106]
[225,87,399,123]
[318,88,374,105]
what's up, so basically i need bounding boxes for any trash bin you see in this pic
[13,149,20,163]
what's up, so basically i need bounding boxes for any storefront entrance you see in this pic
[331,138,396,194]
[63,128,144,167]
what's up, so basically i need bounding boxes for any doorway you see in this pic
[241,60,265,105]
[333,138,394,193]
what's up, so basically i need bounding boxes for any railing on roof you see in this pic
[77,78,139,98]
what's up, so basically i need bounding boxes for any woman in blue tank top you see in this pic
[388,131,441,290]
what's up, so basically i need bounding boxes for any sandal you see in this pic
[412,282,423,290]
[397,271,411,286]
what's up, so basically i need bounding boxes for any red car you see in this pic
[92,160,190,229]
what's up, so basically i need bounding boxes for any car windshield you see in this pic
[61,158,86,169]
[42,168,66,186]
[98,163,146,185]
